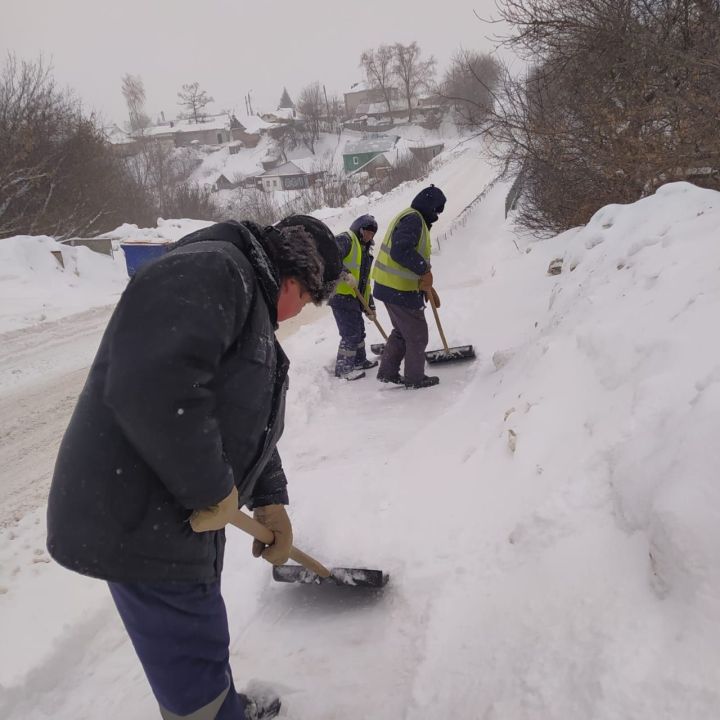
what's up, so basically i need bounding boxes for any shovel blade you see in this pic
[425,345,476,364]
[273,564,388,588]
[370,342,476,364]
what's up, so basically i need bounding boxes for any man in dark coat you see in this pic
[328,213,379,380]
[46,216,342,720]
[372,185,447,389]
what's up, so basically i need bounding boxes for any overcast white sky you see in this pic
[1,0,508,125]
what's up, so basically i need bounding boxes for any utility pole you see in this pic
[323,84,332,130]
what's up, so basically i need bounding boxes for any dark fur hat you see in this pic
[275,215,343,284]
[350,214,378,235]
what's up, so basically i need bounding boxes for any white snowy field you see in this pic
[1,141,720,719]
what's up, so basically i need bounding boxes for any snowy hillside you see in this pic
[1,138,719,718]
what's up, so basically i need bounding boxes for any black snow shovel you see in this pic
[370,290,476,364]
[229,509,388,588]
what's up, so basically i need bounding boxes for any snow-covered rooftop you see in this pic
[345,81,370,94]
[259,159,325,177]
[343,134,399,155]
[355,100,408,116]
[103,124,134,145]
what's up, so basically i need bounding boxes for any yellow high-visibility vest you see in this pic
[371,208,430,291]
[334,230,371,302]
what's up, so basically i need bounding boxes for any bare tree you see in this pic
[268,122,298,163]
[392,42,436,120]
[296,81,324,153]
[121,73,150,133]
[488,0,720,235]
[177,82,213,123]
[439,50,501,129]
[0,54,154,238]
[360,45,396,116]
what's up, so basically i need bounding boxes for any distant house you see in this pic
[133,113,271,151]
[241,173,265,190]
[138,123,177,151]
[261,153,284,171]
[344,82,399,118]
[230,113,271,148]
[213,174,235,191]
[259,160,324,191]
[172,117,233,147]
[104,124,140,157]
[200,173,236,193]
[349,153,394,181]
[261,107,296,123]
[342,134,398,174]
[408,143,445,163]
[354,99,407,120]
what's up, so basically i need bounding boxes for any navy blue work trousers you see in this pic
[108,580,249,719]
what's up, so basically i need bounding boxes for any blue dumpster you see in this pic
[120,242,170,277]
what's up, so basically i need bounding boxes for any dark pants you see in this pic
[108,580,249,719]
[377,303,428,383]
[331,304,367,375]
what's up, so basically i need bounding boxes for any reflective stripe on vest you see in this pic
[335,231,371,302]
[371,208,430,291]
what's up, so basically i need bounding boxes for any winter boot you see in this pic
[336,369,366,381]
[356,359,379,370]
[404,375,440,389]
[377,373,405,385]
[241,683,282,720]
[243,694,281,720]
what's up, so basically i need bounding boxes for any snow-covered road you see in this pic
[0,306,114,527]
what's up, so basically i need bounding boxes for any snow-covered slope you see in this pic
[1,142,719,718]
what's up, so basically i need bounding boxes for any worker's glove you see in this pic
[424,287,441,308]
[343,271,358,289]
[252,504,293,565]
[189,486,238,532]
[419,270,434,292]
[365,308,377,321]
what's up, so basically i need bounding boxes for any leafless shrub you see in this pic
[488,0,720,235]
[439,49,501,129]
[162,182,219,220]
[0,54,155,238]
[377,152,430,192]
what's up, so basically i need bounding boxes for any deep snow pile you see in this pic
[0,236,128,333]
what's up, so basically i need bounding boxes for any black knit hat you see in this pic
[411,184,446,215]
[275,215,343,284]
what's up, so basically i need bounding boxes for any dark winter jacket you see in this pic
[328,230,375,313]
[47,222,291,584]
[373,185,447,309]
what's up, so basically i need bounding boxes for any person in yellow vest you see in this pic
[329,214,379,380]
[371,185,446,389]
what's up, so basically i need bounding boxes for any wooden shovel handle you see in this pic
[427,289,450,352]
[353,288,388,341]
[229,509,331,578]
